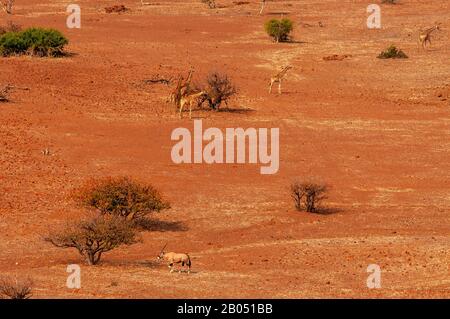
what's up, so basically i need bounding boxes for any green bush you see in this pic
[0,27,68,57]
[264,18,293,42]
[377,45,408,59]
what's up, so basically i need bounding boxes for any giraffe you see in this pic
[1,0,14,14]
[419,24,441,50]
[269,66,292,94]
[259,0,266,15]
[179,91,206,119]
[169,69,194,107]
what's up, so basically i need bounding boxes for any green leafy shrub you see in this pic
[0,27,68,57]
[377,45,408,59]
[264,18,293,42]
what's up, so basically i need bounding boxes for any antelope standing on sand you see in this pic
[179,91,206,119]
[157,243,192,273]
[269,66,292,94]
[419,24,441,49]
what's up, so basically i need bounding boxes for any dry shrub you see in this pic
[201,72,237,110]
[200,0,216,8]
[0,85,12,102]
[72,176,170,221]
[45,216,140,265]
[105,5,129,13]
[0,276,33,299]
[290,180,328,213]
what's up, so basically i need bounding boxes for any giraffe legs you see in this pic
[179,100,186,119]
[269,80,274,94]
[278,80,282,94]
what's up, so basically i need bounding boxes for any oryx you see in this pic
[157,243,191,274]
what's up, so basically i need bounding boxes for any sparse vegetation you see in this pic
[0,276,33,299]
[105,5,129,13]
[1,0,14,14]
[200,72,237,110]
[45,216,140,265]
[0,27,68,57]
[290,180,328,213]
[0,21,21,36]
[201,0,216,8]
[264,18,293,42]
[0,85,11,102]
[377,45,408,59]
[72,176,170,222]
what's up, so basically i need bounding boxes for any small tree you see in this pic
[1,0,14,14]
[201,72,237,110]
[45,216,140,265]
[290,180,328,213]
[72,176,170,221]
[0,276,33,299]
[265,18,293,42]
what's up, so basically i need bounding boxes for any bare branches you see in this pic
[45,216,141,265]
[0,276,33,299]
[290,180,328,213]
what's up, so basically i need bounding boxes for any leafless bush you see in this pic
[45,216,141,265]
[104,5,129,13]
[200,72,237,110]
[201,0,216,8]
[0,276,33,299]
[1,0,14,14]
[290,180,328,213]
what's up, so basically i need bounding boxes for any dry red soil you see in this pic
[0,0,449,298]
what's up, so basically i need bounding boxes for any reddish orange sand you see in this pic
[0,0,449,298]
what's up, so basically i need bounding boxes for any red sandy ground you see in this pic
[0,0,449,298]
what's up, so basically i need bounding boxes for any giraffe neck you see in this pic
[425,26,438,35]
[277,68,289,78]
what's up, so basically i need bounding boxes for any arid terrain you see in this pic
[0,0,449,298]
